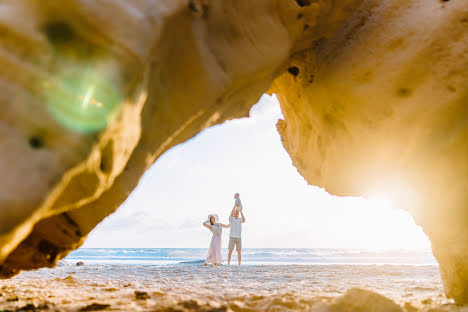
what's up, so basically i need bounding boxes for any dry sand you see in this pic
[0,263,463,312]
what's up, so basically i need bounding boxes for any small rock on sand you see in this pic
[76,261,85,266]
[16,303,49,311]
[16,303,36,311]
[6,295,18,302]
[135,290,150,300]
[79,303,111,311]
[328,288,402,312]
[404,302,418,312]
[181,300,200,309]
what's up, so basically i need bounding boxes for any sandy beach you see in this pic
[2,1,468,311]
[0,262,458,312]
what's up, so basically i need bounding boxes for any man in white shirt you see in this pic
[228,202,246,265]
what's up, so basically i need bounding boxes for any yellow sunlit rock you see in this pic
[0,0,467,304]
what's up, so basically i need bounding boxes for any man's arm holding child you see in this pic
[230,205,237,217]
[241,211,246,223]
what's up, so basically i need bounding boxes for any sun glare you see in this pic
[81,86,95,109]
[368,193,394,211]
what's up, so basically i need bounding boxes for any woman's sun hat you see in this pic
[207,214,219,223]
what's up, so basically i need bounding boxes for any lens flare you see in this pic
[45,68,121,133]
[81,86,95,109]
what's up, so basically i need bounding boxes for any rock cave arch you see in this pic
[1,0,468,304]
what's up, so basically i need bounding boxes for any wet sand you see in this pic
[0,263,462,311]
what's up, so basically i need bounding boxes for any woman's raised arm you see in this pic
[203,221,213,230]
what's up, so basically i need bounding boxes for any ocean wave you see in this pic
[65,248,437,266]
[177,260,205,265]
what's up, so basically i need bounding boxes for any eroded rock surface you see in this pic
[272,0,468,302]
[1,0,468,304]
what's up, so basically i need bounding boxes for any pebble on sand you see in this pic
[328,288,403,312]
[135,291,150,300]
[79,303,111,311]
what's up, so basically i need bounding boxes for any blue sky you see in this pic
[83,95,431,250]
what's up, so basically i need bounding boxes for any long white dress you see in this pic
[205,223,223,264]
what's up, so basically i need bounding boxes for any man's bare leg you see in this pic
[228,249,233,265]
[237,251,241,266]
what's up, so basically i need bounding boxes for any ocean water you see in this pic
[65,248,437,266]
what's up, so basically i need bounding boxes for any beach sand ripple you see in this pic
[0,264,462,311]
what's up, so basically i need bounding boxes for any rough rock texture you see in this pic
[328,288,403,312]
[0,0,467,304]
[272,0,468,303]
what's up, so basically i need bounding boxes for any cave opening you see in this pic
[9,90,449,310]
[75,94,435,267]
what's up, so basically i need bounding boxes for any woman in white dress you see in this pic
[203,214,230,266]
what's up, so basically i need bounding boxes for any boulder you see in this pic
[328,288,402,312]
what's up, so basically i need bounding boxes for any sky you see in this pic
[83,94,432,250]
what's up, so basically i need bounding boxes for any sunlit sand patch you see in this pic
[0,264,453,312]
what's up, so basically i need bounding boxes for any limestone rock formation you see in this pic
[0,0,468,304]
[328,288,403,312]
[272,0,468,303]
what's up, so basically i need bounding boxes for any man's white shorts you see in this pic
[228,237,242,251]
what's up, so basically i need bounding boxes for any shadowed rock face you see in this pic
[0,0,467,304]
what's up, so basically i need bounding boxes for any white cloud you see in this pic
[249,94,283,120]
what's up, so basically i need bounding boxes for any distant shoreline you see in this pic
[65,247,438,266]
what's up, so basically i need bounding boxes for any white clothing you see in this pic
[205,223,223,264]
[229,216,243,238]
[235,198,243,212]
